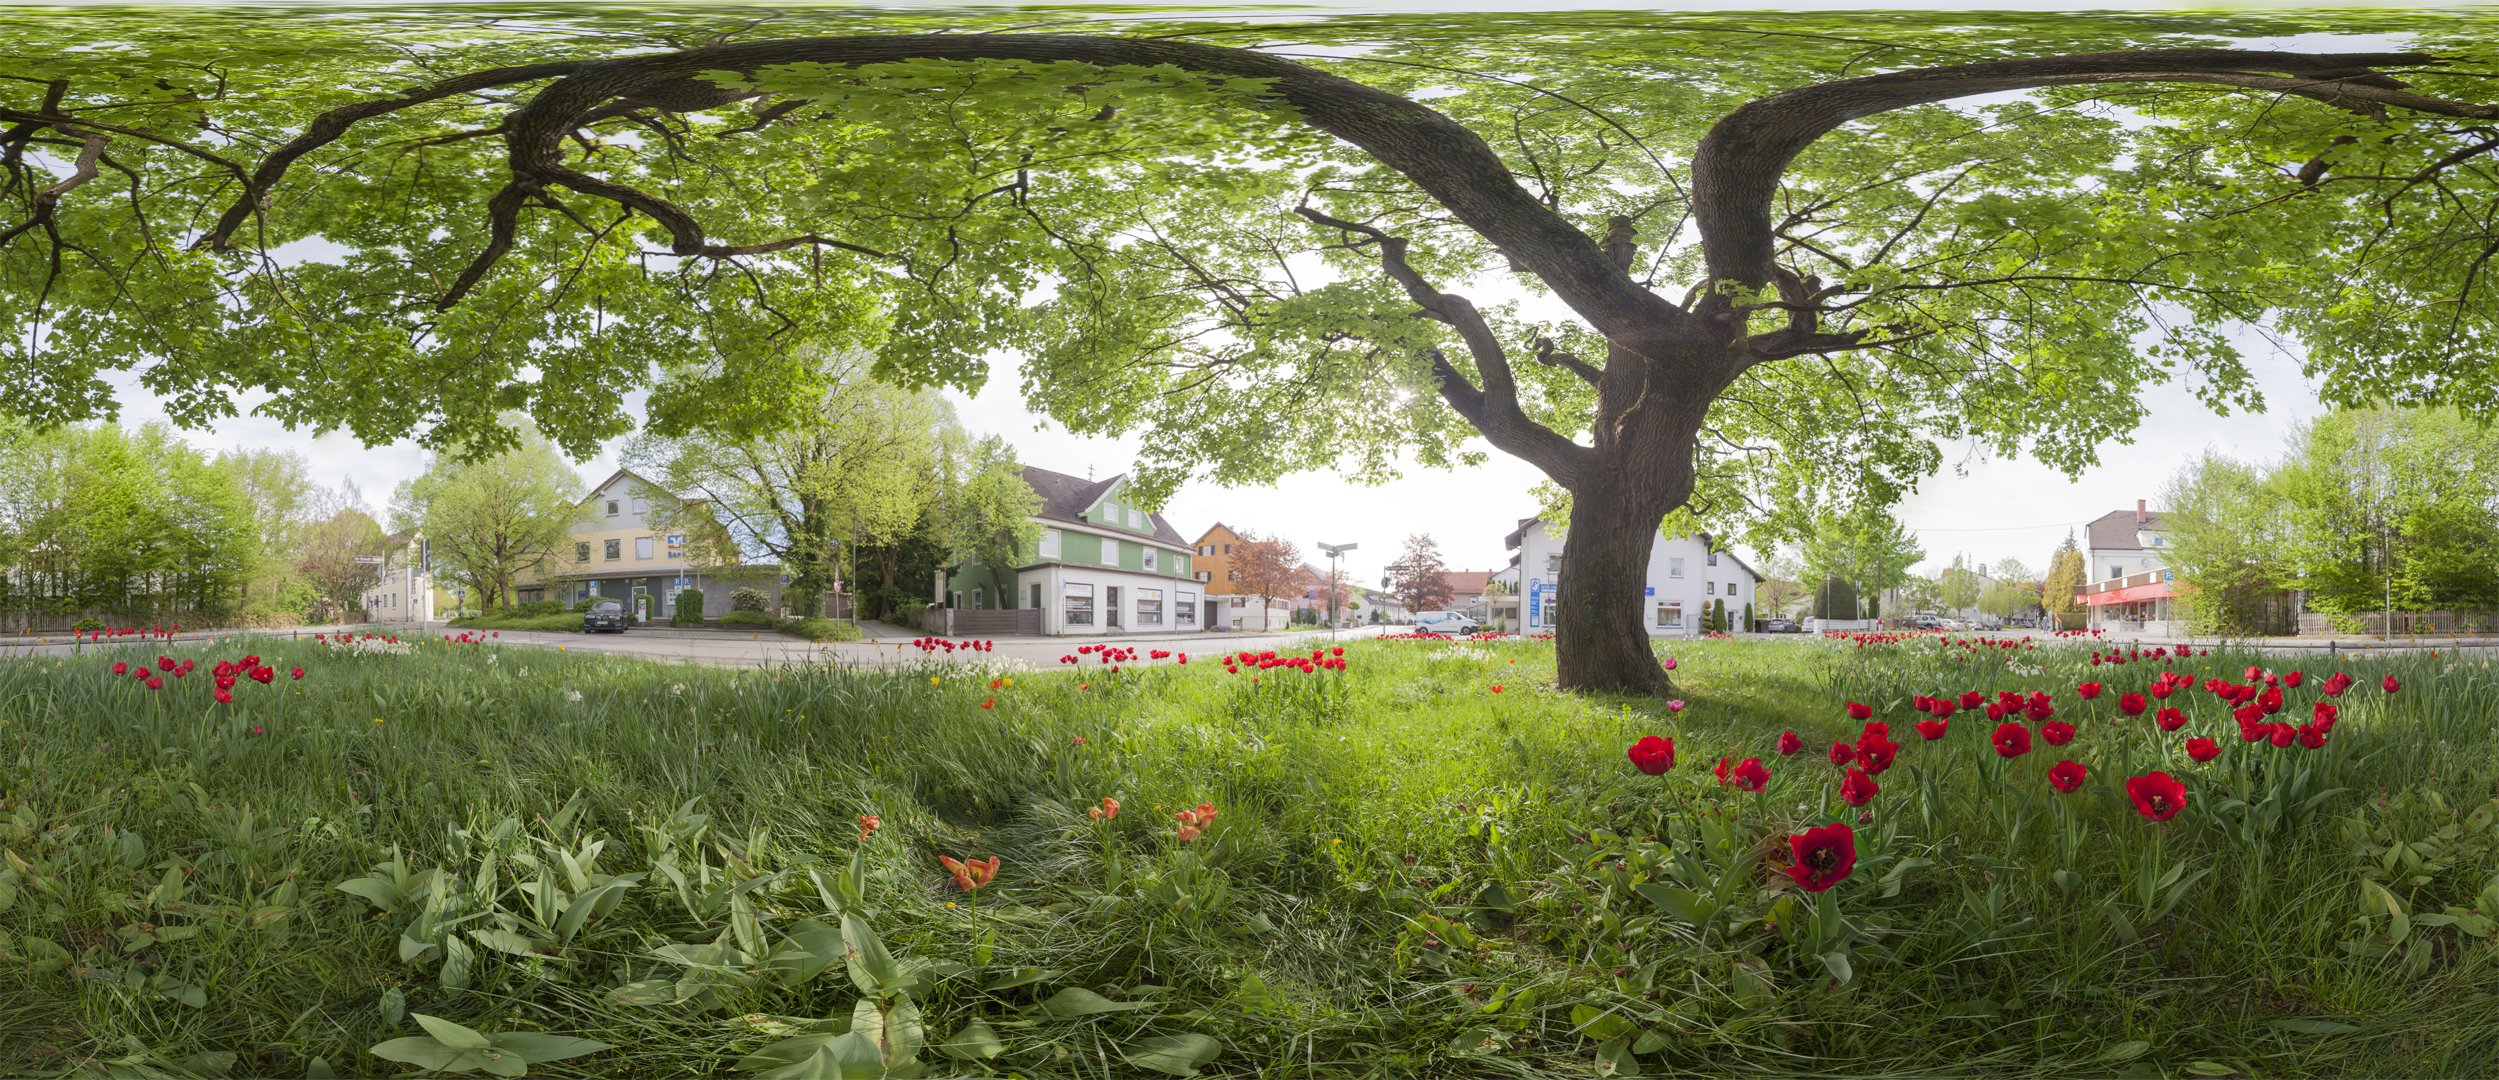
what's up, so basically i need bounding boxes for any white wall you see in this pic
[1032,565,1212,636]
[1514,522,1756,637]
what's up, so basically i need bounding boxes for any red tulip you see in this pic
[250,666,274,684]
[2041,721,2077,747]
[1991,722,2032,758]
[1840,767,1879,807]
[2268,724,2297,748]
[112,662,127,675]
[1776,730,1803,756]
[2322,672,2353,697]
[213,688,233,704]
[2297,724,2328,749]
[2312,701,2338,732]
[1846,701,1873,721]
[1914,718,1948,741]
[145,677,163,690]
[1958,690,1985,710]
[2156,707,2188,732]
[2283,670,2305,688]
[2076,681,2103,700]
[1828,741,1854,768]
[1627,736,1676,776]
[289,667,304,680]
[1781,822,1858,892]
[2118,693,2147,717]
[2047,759,2086,793]
[2185,736,2221,763]
[2125,772,2188,821]
[2383,675,2401,695]
[1853,734,1898,775]
[1731,757,1770,792]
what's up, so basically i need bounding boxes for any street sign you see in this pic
[1645,585,1655,597]
[674,577,689,587]
[352,555,384,564]
[1528,578,1544,624]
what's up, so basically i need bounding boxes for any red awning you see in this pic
[2076,580,2174,606]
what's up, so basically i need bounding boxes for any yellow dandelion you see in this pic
[372,717,385,724]
[929,676,940,685]
[945,901,957,909]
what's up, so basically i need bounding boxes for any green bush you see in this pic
[780,615,861,641]
[782,585,820,619]
[509,599,564,617]
[730,587,770,613]
[671,588,706,625]
[69,616,106,631]
[718,609,777,627]
[448,611,589,632]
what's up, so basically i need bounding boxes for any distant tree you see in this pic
[626,351,956,599]
[216,447,324,614]
[297,503,386,620]
[1811,576,1863,620]
[392,419,586,610]
[1803,507,1923,615]
[1978,579,2036,621]
[2161,451,2287,633]
[1938,554,1983,612]
[1753,550,1807,618]
[1230,532,1304,629]
[2042,533,2088,616]
[1389,534,1454,613]
[934,435,1044,607]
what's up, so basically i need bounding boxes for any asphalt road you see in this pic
[412,621,1393,670]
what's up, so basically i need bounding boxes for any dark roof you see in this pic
[2085,509,2163,551]
[1021,465,1189,548]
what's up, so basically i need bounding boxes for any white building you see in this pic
[359,532,447,624]
[2077,501,2185,634]
[1505,517,1765,636]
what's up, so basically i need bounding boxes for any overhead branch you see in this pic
[0,131,104,247]
[1294,202,1591,486]
[1532,336,1602,386]
[1692,49,2499,302]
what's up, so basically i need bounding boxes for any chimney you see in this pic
[2136,499,2147,524]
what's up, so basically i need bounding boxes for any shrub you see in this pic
[509,599,564,617]
[70,616,105,631]
[718,610,777,627]
[730,587,769,613]
[671,588,706,626]
[781,616,860,642]
[571,598,603,612]
[782,586,820,619]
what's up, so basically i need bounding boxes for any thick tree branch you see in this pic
[0,131,103,247]
[1294,203,1590,486]
[481,34,1681,343]
[1693,49,2499,303]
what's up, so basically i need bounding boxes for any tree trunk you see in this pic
[1553,483,1679,695]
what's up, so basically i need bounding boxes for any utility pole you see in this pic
[1317,541,1357,634]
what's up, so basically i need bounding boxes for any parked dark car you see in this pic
[583,600,628,633]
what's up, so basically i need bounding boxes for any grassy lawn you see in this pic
[0,632,2492,1076]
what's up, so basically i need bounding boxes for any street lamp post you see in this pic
[1317,541,1357,633]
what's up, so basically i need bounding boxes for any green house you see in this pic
[944,468,1209,636]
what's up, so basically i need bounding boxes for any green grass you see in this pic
[780,616,862,642]
[1,633,2494,1076]
[445,611,586,632]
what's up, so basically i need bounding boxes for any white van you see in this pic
[1414,611,1481,635]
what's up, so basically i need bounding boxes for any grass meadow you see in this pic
[1,630,2494,1077]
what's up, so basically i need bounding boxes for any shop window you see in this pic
[1064,583,1094,626]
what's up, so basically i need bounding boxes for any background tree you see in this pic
[1810,576,1862,621]
[1388,533,1454,614]
[7,12,2499,690]
[1938,555,1983,613]
[215,447,325,618]
[1802,507,1923,619]
[626,352,958,602]
[392,421,585,610]
[0,422,252,627]
[297,502,386,622]
[1229,532,1304,630]
[2159,451,2288,633]
[2041,534,2088,618]
[934,435,1044,608]
[1752,550,1808,619]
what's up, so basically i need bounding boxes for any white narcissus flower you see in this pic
[564,689,584,703]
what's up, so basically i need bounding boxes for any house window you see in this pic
[974,587,986,610]
[575,542,590,563]
[605,499,619,516]
[1199,544,1213,556]
[1669,557,1684,578]
[1708,551,1719,566]
[1728,581,1739,596]
[1137,588,1163,625]
[604,539,621,560]
[1030,583,1043,609]
[1131,508,1146,529]
[1039,529,1061,559]
[1197,571,1210,582]
[635,537,654,559]
[1142,548,1158,572]
[1707,581,1716,595]
[2108,566,2122,580]
[1223,543,1233,554]
[1178,592,1197,624]
[1064,583,1094,626]
[1658,602,1683,628]
[632,497,649,515]
[950,592,962,608]
[1098,500,1117,522]
[1100,540,1119,567]
[1227,569,1239,581]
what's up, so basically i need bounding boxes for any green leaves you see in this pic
[369,1015,610,1076]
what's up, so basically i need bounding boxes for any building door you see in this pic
[631,584,649,622]
[1106,586,1123,628]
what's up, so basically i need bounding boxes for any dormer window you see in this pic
[605,499,619,516]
